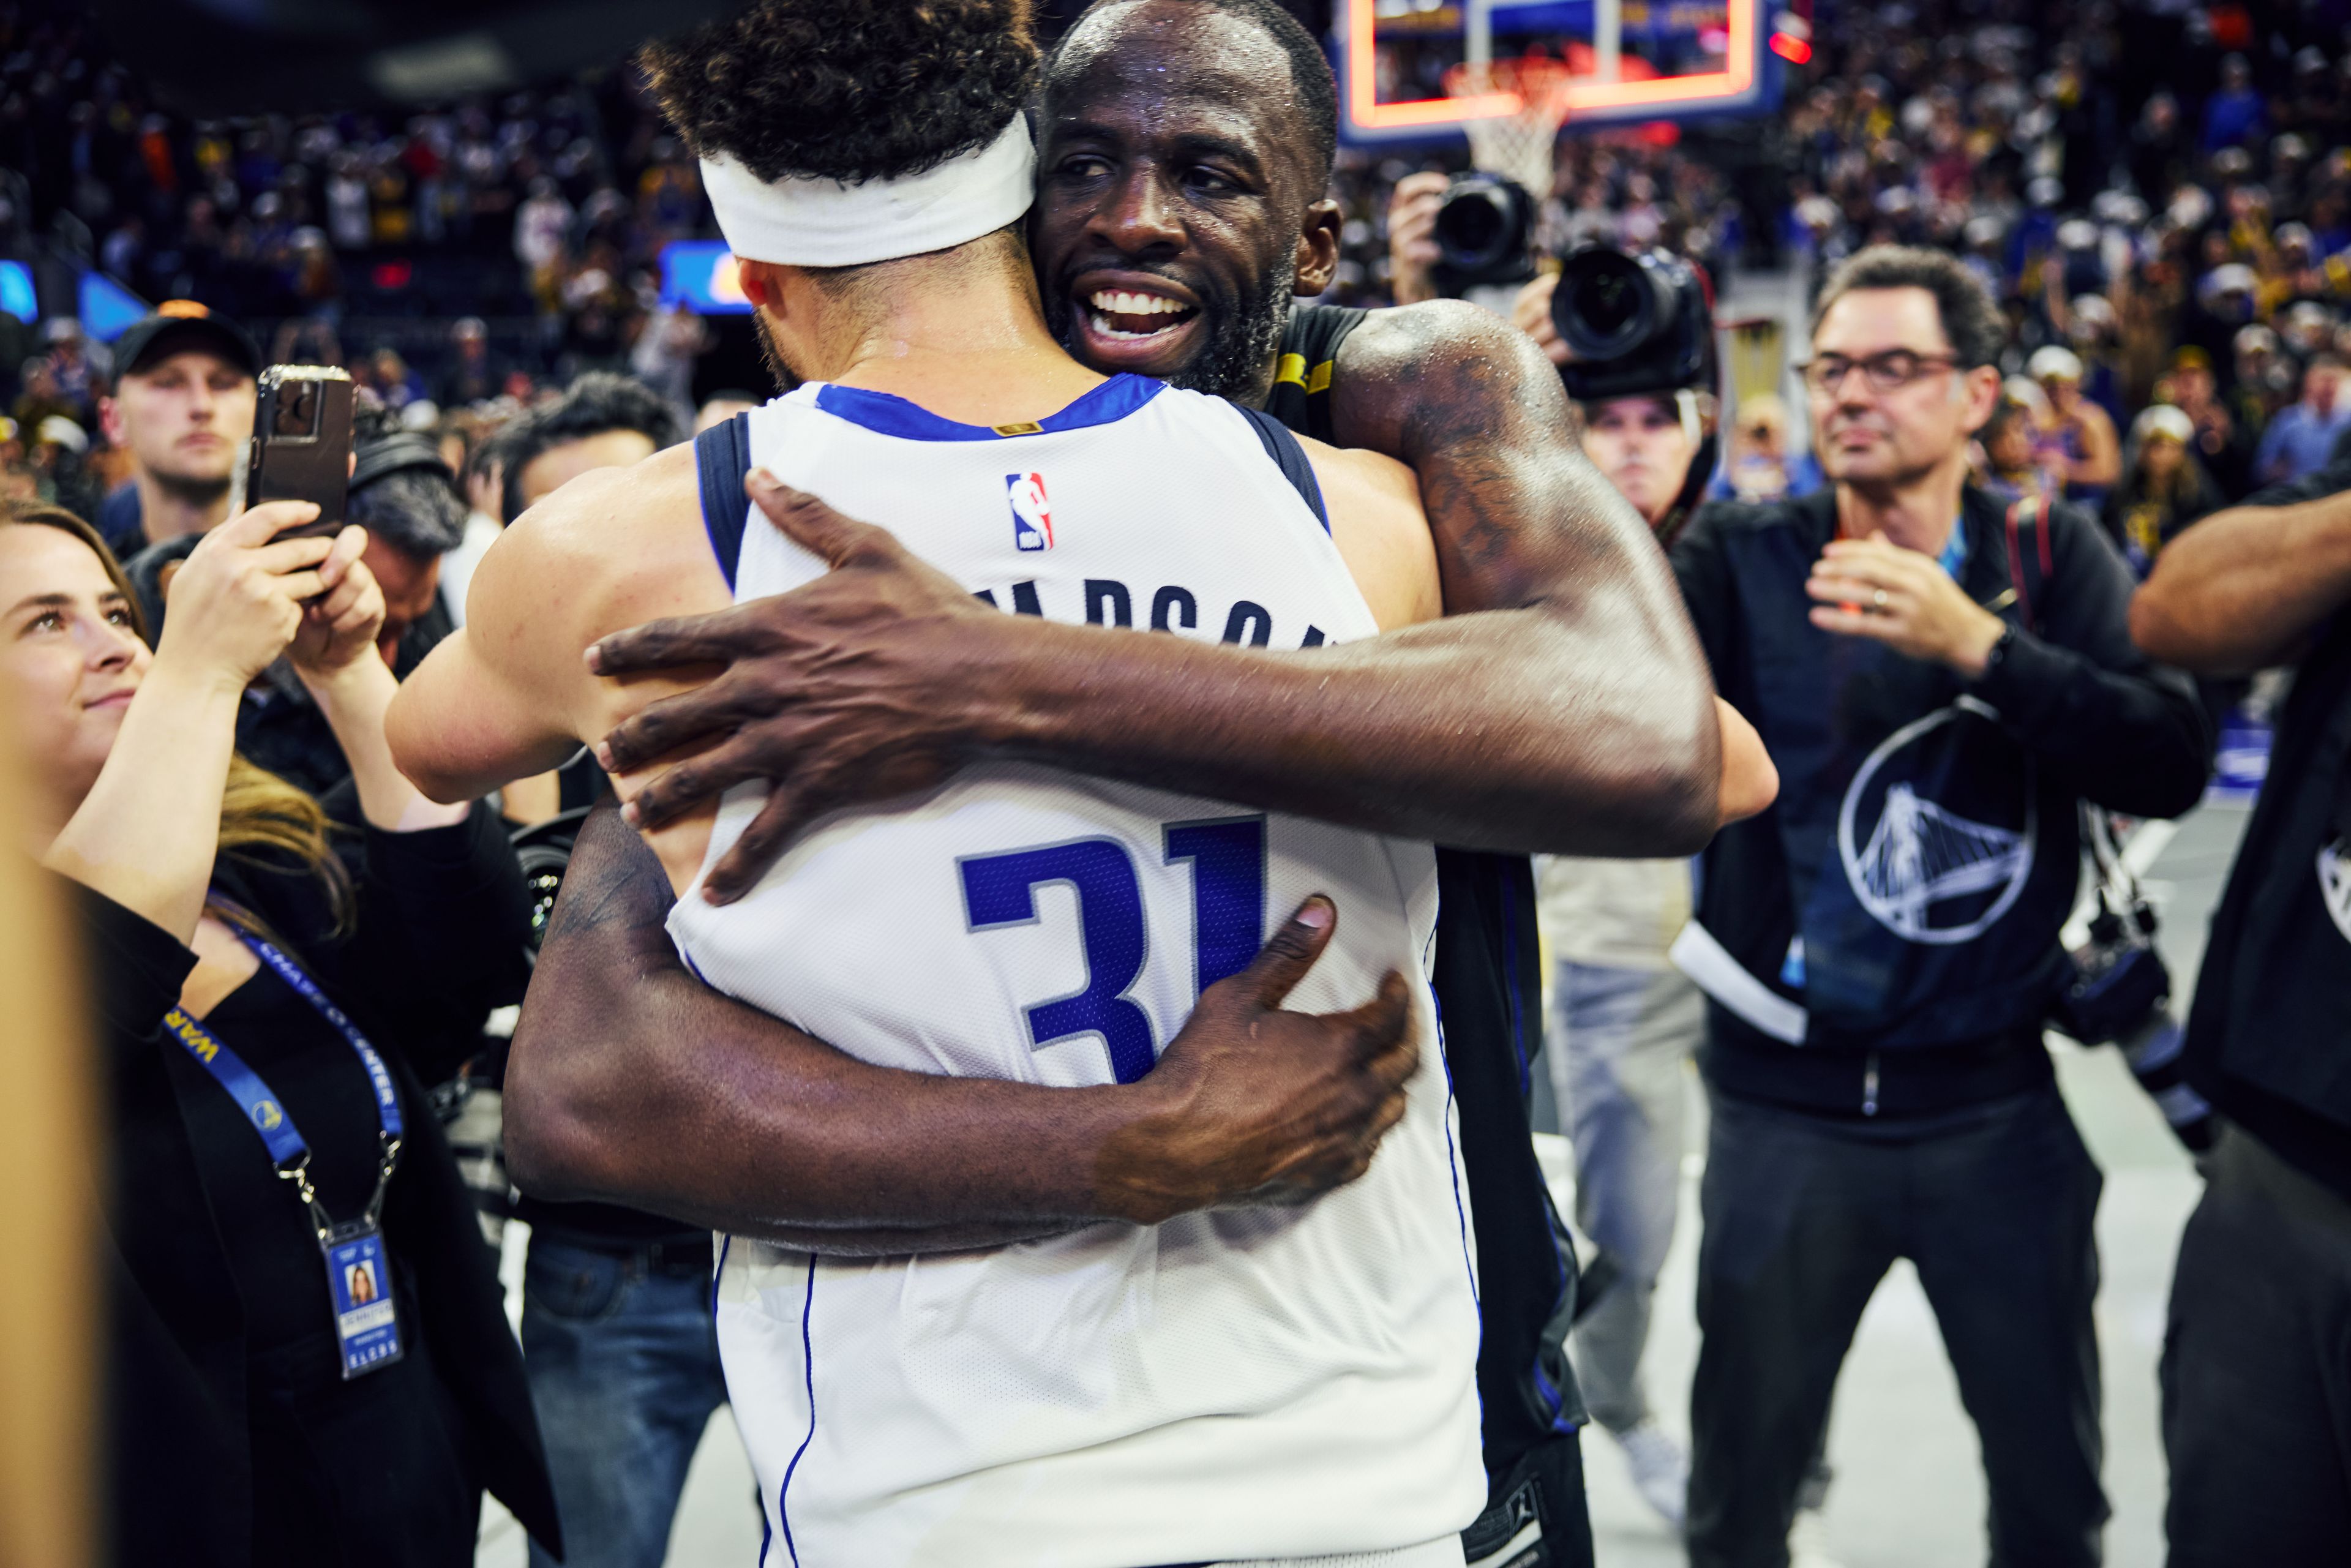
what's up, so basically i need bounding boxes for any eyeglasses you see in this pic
[1800,350,1967,396]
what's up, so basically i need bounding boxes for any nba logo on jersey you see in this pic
[1007,471,1053,551]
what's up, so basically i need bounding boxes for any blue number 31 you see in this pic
[958,816,1267,1083]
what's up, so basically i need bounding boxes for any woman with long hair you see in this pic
[2105,403,2229,578]
[4,497,558,1566]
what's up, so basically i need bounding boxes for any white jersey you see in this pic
[667,375,1483,1567]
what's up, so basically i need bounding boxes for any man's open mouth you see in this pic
[1084,288,1202,340]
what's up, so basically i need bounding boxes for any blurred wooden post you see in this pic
[0,729,94,1568]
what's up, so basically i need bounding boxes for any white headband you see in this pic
[700,116,1035,269]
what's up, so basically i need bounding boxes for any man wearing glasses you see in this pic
[1665,247,2208,1568]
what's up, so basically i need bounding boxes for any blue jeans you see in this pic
[1545,958,1703,1435]
[522,1234,732,1568]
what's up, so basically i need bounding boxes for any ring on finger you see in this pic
[1872,587,1891,611]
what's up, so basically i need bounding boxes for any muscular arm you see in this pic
[509,805,1420,1255]
[598,302,1747,899]
[2132,482,2351,673]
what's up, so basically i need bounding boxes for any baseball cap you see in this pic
[111,300,260,384]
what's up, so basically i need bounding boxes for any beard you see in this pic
[149,466,233,509]
[751,313,800,395]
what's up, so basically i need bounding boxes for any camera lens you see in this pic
[1556,248,1659,359]
[1551,244,1715,405]
[1436,189,1509,270]
[1432,174,1532,284]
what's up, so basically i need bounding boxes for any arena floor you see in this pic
[477,802,2249,1568]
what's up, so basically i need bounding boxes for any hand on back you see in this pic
[590,468,1026,903]
[1097,897,1420,1225]
[155,503,339,691]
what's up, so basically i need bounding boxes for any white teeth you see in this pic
[1089,311,1165,341]
[1087,290,1187,315]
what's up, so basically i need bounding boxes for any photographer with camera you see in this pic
[1667,247,2209,1568]
[1390,167,1545,315]
[1504,244,1718,1529]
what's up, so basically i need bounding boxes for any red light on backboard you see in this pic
[1769,31,1812,62]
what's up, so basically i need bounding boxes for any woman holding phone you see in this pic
[4,497,558,1566]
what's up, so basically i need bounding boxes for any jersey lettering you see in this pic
[960,814,1271,1083]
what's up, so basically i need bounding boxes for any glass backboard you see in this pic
[1335,0,1791,144]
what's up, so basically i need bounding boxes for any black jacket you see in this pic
[81,792,560,1565]
[1671,484,2210,1116]
[2183,457,2351,1203]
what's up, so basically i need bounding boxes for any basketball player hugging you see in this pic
[388,3,1485,1565]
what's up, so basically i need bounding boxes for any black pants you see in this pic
[2162,1123,2351,1567]
[1687,1082,2108,1568]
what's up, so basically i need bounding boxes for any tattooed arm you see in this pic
[506,803,1420,1253]
[588,304,1752,899]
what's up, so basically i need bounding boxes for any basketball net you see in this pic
[1440,54,1574,202]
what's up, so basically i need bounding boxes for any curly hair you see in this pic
[640,1,1039,187]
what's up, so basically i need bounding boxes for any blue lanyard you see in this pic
[165,929,403,1231]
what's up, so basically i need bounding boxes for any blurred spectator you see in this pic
[2027,345,2122,505]
[629,303,710,432]
[93,305,261,554]
[370,347,429,412]
[2161,345,2252,497]
[2105,403,2227,577]
[1976,384,2058,507]
[1710,393,1824,503]
[437,318,508,408]
[38,317,108,424]
[433,405,509,627]
[2254,353,2351,485]
[1539,378,1715,1532]
[481,370,679,525]
[2202,56,2267,154]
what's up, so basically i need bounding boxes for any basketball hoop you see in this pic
[1439,53,1575,201]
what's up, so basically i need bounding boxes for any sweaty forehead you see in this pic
[1046,5,1303,158]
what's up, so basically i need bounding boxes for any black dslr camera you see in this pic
[1550,244,1714,402]
[1432,173,1539,292]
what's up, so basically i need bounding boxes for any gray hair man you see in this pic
[1668,246,2210,1568]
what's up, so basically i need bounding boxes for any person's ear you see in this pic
[1293,198,1343,299]
[736,258,786,314]
[1957,363,2002,433]
[97,395,124,448]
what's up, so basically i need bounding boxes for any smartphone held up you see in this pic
[246,365,355,541]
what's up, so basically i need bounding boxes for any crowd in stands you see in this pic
[6,0,2351,592]
[10,2,2351,1565]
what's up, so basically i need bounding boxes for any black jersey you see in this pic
[1270,308,1592,1560]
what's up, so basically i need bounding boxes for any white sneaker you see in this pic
[1788,1507,1845,1568]
[1613,1421,1689,1531]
